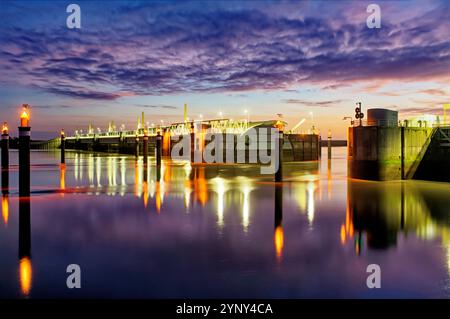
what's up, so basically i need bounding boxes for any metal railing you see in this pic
[351,119,399,127]
[352,119,450,128]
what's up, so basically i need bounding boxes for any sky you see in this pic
[0,0,449,139]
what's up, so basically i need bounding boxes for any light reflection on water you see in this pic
[0,148,449,298]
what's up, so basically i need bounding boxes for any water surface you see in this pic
[0,147,449,298]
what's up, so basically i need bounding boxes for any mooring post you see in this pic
[156,130,162,167]
[275,121,284,182]
[318,135,322,158]
[190,122,195,163]
[1,122,8,170]
[143,128,148,165]
[1,122,9,194]
[327,129,332,160]
[135,134,139,158]
[18,105,31,197]
[60,129,65,165]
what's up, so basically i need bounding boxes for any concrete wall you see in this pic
[348,126,432,181]
[415,127,450,182]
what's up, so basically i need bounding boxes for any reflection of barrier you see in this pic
[347,180,450,252]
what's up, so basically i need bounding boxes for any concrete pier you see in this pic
[414,127,450,182]
[348,125,449,181]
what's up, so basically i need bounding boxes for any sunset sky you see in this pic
[1,0,449,139]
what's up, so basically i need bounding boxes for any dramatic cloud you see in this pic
[400,106,444,115]
[135,104,178,109]
[0,0,449,100]
[418,89,448,96]
[284,99,345,107]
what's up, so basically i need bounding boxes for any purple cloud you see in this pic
[0,1,449,100]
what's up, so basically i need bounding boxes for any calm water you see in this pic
[0,147,449,298]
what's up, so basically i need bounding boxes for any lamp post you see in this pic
[60,129,65,165]
[19,104,31,197]
[1,122,9,193]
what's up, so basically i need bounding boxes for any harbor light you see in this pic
[275,120,285,131]
[20,104,30,127]
[2,122,8,135]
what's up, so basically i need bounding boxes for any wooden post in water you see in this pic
[327,129,332,160]
[190,122,195,163]
[135,134,139,158]
[275,121,284,182]
[60,129,65,164]
[143,128,148,165]
[156,130,162,167]
[1,122,9,193]
[19,105,31,197]
[1,122,8,170]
